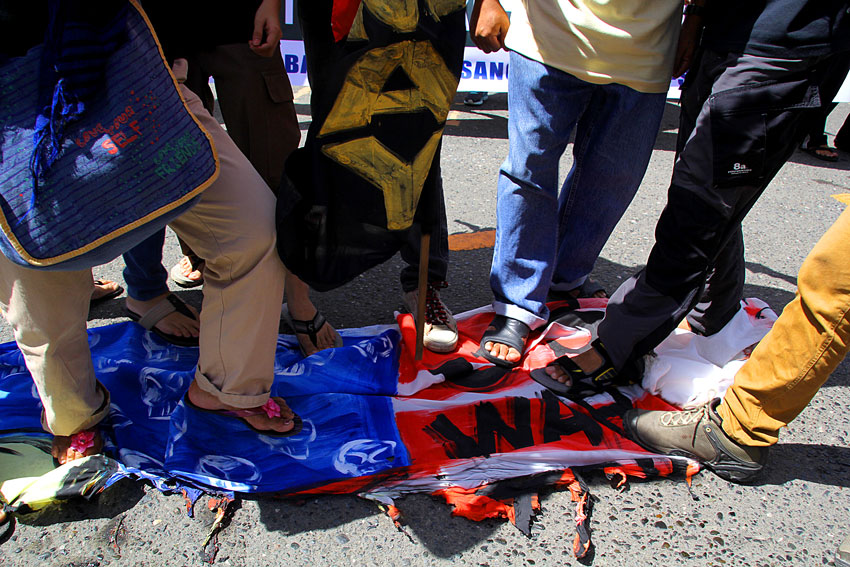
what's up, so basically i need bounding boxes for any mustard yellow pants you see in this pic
[720,206,850,446]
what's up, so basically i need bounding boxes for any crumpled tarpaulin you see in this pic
[0,298,771,556]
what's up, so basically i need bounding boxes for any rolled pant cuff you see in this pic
[492,301,547,331]
[717,396,776,448]
[43,381,111,437]
[192,369,270,409]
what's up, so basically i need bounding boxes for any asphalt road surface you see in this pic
[1,92,848,567]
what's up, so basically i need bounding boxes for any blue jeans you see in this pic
[122,230,169,301]
[490,51,666,329]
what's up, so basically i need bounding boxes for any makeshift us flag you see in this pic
[277,0,466,291]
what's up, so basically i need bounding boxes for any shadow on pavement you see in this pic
[254,492,504,558]
[255,494,374,536]
[15,477,145,527]
[757,444,850,488]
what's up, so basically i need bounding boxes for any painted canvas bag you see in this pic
[0,0,218,270]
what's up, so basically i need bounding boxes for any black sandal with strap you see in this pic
[531,338,633,399]
[284,308,343,357]
[477,314,531,368]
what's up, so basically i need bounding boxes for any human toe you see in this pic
[545,364,570,384]
[51,430,103,465]
[316,324,341,350]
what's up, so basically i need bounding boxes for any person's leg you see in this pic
[202,44,339,355]
[168,81,294,433]
[603,53,840,366]
[485,52,591,364]
[685,226,745,336]
[123,230,169,300]
[549,85,666,294]
[398,152,457,353]
[169,59,213,289]
[90,278,122,304]
[122,231,200,342]
[622,205,850,482]
[487,53,606,364]
[283,275,342,355]
[801,102,839,161]
[542,51,850,390]
[170,249,205,288]
[199,44,300,194]
[719,205,850,446]
[0,255,108,461]
[802,103,830,148]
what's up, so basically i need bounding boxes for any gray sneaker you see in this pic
[403,281,458,353]
[623,399,767,484]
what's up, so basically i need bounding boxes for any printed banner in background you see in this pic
[275,0,850,100]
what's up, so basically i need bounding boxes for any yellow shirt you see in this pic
[504,0,684,93]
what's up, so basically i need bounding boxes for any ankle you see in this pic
[126,291,169,308]
[573,348,604,374]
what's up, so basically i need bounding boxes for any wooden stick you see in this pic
[415,233,431,360]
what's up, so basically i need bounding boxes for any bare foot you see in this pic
[484,339,523,364]
[285,274,340,355]
[126,292,199,340]
[483,316,528,364]
[186,381,297,434]
[91,279,122,302]
[171,256,205,287]
[543,347,605,386]
[51,430,103,465]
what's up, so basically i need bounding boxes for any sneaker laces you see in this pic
[659,404,709,427]
[424,281,450,326]
[660,404,716,448]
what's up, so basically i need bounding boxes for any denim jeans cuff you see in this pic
[492,301,547,331]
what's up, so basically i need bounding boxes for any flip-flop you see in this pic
[281,305,343,357]
[90,279,124,306]
[170,256,205,288]
[125,293,199,347]
[476,314,530,368]
[183,395,303,437]
[801,144,839,162]
[52,428,104,467]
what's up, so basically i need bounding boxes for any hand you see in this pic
[672,14,703,78]
[470,0,510,53]
[250,0,283,57]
